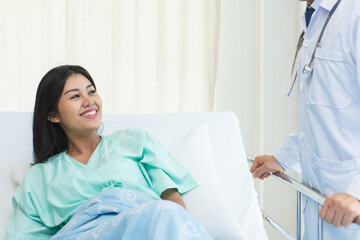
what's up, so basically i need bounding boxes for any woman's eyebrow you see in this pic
[64,85,93,95]
[64,88,79,95]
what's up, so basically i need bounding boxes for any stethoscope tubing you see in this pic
[287,0,342,97]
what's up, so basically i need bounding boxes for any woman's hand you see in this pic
[161,188,186,209]
[320,193,360,227]
[250,155,285,180]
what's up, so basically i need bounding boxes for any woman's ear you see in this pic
[47,113,60,123]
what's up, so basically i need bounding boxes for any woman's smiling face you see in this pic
[48,73,102,135]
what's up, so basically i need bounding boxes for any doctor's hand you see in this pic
[250,155,285,180]
[320,193,360,227]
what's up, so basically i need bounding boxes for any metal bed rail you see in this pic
[247,155,325,240]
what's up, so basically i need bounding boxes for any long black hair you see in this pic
[33,65,97,164]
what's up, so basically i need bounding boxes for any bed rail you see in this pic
[246,154,359,240]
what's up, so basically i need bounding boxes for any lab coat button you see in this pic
[303,39,310,48]
[298,132,303,140]
[300,83,303,92]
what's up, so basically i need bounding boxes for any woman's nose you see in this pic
[82,96,95,107]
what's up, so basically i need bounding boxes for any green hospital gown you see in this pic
[7,129,198,240]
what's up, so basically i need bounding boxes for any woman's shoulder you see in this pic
[14,152,68,198]
[22,153,65,183]
[12,154,66,215]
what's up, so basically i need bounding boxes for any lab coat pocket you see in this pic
[309,48,352,108]
[314,153,359,195]
[314,155,360,230]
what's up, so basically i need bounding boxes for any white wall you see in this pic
[0,0,219,114]
[215,0,304,239]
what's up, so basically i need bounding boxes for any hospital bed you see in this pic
[0,111,268,240]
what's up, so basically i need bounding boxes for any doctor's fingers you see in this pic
[322,207,344,227]
[250,155,273,173]
[258,172,271,180]
[323,209,351,227]
[254,161,282,176]
[330,206,357,227]
[250,161,260,173]
[339,200,360,226]
[340,198,360,226]
[320,195,343,222]
[319,204,328,219]
[320,205,336,225]
[332,210,346,228]
[250,156,265,173]
[342,212,356,227]
[252,165,274,178]
[321,193,360,227]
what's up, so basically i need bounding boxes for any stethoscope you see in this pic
[287,0,342,97]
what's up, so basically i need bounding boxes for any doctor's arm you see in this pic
[251,131,301,180]
[251,131,302,180]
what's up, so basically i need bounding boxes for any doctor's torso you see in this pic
[297,0,360,167]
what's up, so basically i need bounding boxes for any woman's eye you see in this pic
[70,94,80,99]
[89,90,96,95]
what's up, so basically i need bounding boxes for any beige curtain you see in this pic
[0,0,220,113]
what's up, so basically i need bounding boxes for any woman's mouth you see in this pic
[81,110,98,119]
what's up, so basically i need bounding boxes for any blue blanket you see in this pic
[51,188,212,240]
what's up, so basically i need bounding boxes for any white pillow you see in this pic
[10,163,31,185]
[205,112,267,240]
[0,165,18,240]
[164,123,245,240]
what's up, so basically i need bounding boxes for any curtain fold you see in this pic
[0,0,220,114]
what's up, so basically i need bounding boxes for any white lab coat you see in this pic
[274,0,360,239]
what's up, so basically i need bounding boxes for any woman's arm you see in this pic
[160,188,186,209]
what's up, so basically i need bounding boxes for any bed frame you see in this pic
[247,155,360,240]
[247,156,324,240]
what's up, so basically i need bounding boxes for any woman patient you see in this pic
[7,65,211,239]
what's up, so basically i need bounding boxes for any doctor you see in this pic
[250,0,360,239]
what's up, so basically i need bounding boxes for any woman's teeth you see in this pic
[82,110,96,117]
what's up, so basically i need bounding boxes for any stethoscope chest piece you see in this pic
[302,64,313,75]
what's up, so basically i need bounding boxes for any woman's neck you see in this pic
[66,131,101,161]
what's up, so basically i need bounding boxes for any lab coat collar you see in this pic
[301,0,337,31]
[301,0,321,30]
[319,0,339,11]
[310,0,322,11]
